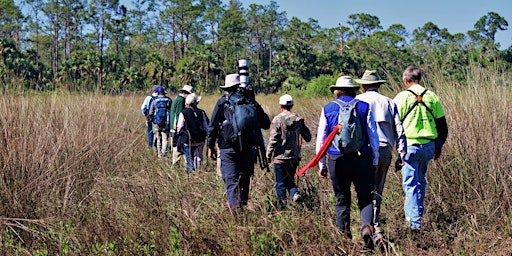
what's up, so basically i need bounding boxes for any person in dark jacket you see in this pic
[207,74,270,213]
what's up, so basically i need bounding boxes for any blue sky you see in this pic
[234,0,512,49]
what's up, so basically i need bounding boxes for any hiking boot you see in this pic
[373,232,386,253]
[292,193,302,203]
[361,226,374,249]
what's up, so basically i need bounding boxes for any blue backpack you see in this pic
[152,97,170,126]
[332,99,363,154]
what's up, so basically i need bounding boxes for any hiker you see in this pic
[266,94,312,209]
[147,86,172,158]
[316,76,380,247]
[175,93,209,173]
[170,85,194,168]
[207,73,270,213]
[355,70,407,243]
[393,66,448,231]
[141,85,159,149]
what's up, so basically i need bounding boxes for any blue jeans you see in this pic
[183,144,200,173]
[328,153,374,238]
[401,141,435,230]
[274,161,299,202]
[147,123,154,148]
[220,148,255,211]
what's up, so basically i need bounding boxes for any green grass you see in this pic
[1,65,512,255]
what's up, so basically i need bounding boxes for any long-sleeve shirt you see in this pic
[169,94,185,131]
[141,93,157,116]
[266,111,312,163]
[356,88,407,158]
[315,96,380,169]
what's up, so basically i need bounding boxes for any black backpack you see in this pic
[222,92,260,150]
[181,108,207,144]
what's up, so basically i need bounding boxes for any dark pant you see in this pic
[328,153,375,238]
[274,161,299,202]
[220,148,255,210]
[374,146,392,230]
[147,123,154,148]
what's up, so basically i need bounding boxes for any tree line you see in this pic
[0,0,510,94]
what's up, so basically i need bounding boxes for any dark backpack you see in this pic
[181,108,207,144]
[222,92,259,150]
[152,97,170,126]
[332,99,364,154]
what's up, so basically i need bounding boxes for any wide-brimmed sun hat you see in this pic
[279,94,294,106]
[221,74,241,89]
[330,76,359,92]
[178,85,194,94]
[354,70,387,85]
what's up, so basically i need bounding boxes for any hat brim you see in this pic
[330,85,360,91]
[354,79,386,85]
[220,83,240,89]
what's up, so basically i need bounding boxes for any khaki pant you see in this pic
[170,133,183,167]
[152,124,169,158]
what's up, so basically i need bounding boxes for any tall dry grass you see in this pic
[1,66,512,255]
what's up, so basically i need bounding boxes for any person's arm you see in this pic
[176,112,185,134]
[266,117,280,161]
[141,96,151,115]
[316,108,328,174]
[392,102,407,160]
[201,110,209,137]
[366,108,380,167]
[300,119,312,142]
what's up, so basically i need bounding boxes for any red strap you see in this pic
[295,123,341,177]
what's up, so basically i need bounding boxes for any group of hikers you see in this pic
[140,65,448,250]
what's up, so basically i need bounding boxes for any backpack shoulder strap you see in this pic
[402,89,434,120]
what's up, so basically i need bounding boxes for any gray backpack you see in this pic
[332,99,363,154]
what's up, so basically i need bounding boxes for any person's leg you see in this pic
[147,123,154,148]
[351,154,375,235]
[238,149,255,207]
[417,141,435,216]
[152,125,162,157]
[194,143,204,169]
[328,154,352,238]
[183,144,194,173]
[402,145,421,230]
[374,146,392,231]
[220,148,241,211]
[161,132,169,157]
[283,162,299,201]
[274,163,286,203]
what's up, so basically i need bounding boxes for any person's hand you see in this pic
[266,157,272,165]
[318,168,328,179]
[145,120,149,127]
[208,147,217,160]
[434,149,442,160]
[394,157,404,171]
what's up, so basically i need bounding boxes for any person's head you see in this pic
[355,70,386,91]
[279,94,294,111]
[179,85,194,96]
[330,76,359,98]
[185,93,198,107]
[221,74,240,92]
[151,85,159,93]
[155,86,166,95]
[402,66,422,86]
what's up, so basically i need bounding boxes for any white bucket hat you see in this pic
[279,94,294,106]
[330,76,359,92]
[221,74,240,89]
[185,93,197,105]
[179,85,194,94]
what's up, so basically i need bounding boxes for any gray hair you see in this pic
[403,66,422,83]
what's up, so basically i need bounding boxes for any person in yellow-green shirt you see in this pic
[393,66,448,231]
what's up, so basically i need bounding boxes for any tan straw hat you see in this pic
[354,70,386,85]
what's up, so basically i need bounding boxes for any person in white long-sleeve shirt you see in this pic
[355,70,407,244]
